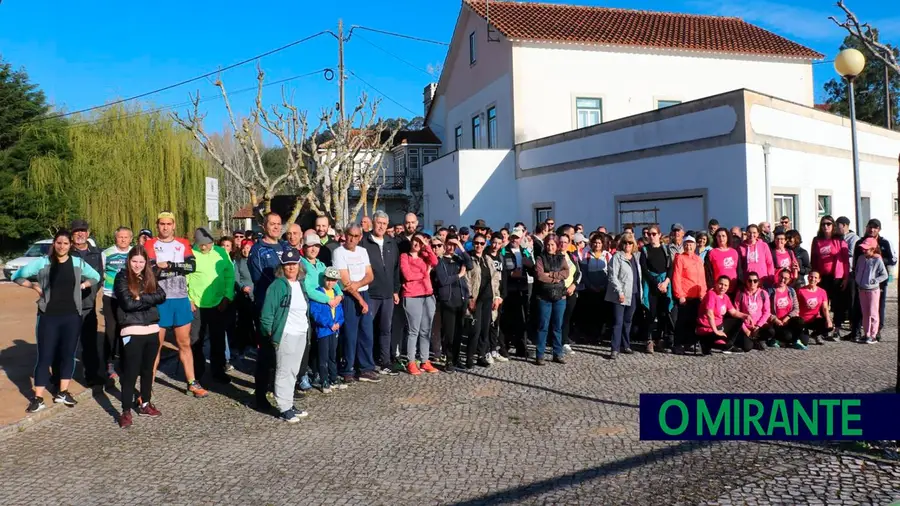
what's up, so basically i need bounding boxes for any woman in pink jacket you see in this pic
[738,224,774,287]
[809,215,849,340]
[735,272,771,351]
[704,228,739,297]
[400,233,439,375]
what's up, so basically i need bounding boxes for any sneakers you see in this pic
[298,375,312,391]
[622,348,634,355]
[420,361,439,374]
[866,337,878,344]
[332,382,349,390]
[713,339,726,346]
[54,391,77,407]
[138,402,161,417]
[485,353,495,365]
[814,335,825,345]
[359,371,382,383]
[534,358,546,366]
[767,339,780,348]
[793,340,808,350]
[118,410,133,429]
[552,355,567,365]
[825,330,839,342]
[321,385,333,394]
[407,361,422,376]
[377,366,399,376]
[187,381,209,398]
[341,374,358,384]
[494,354,510,363]
[280,408,308,424]
[26,397,46,413]
[562,344,575,355]
[225,362,235,372]
[106,363,119,382]
[646,341,655,354]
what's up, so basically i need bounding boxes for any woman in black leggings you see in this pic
[12,230,101,413]
[113,246,167,428]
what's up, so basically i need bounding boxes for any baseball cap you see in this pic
[859,237,878,250]
[459,227,470,235]
[324,266,341,280]
[510,227,525,238]
[70,219,89,232]
[867,218,882,229]
[573,233,586,244]
[836,216,851,226]
[281,248,302,264]
[304,233,320,247]
[240,239,255,249]
[671,223,684,232]
[138,228,153,238]
[157,211,176,222]
[684,235,696,243]
[194,227,214,245]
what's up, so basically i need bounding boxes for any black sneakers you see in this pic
[54,391,77,407]
[26,397,46,413]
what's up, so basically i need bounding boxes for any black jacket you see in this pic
[113,270,167,328]
[72,244,103,309]
[434,250,473,306]
[316,238,341,267]
[361,232,400,299]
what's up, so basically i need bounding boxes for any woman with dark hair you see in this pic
[12,230,101,413]
[113,246,167,428]
[738,224,774,286]
[533,233,569,365]
[785,229,811,288]
[695,232,711,261]
[639,224,674,353]
[798,271,834,345]
[810,215,849,339]
[734,271,771,351]
[763,268,807,349]
[705,228,739,297]
[770,230,799,284]
[580,232,611,343]
[433,234,472,373]
[558,234,581,355]
[695,275,750,355]
[233,238,257,358]
[400,233,439,375]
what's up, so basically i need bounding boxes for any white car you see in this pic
[3,238,97,280]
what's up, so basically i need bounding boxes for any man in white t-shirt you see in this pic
[333,225,380,383]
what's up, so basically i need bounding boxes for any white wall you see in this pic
[512,43,813,144]
[422,153,461,229]
[458,150,517,228]
[516,145,749,230]
[444,73,514,152]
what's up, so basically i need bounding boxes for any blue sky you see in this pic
[2,0,896,142]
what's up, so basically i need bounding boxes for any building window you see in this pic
[408,148,420,179]
[657,100,681,109]
[469,31,477,65]
[816,194,831,218]
[487,107,497,148]
[773,194,797,227]
[423,148,438,165]
[861,196,871,226]
[472,115,482,149]
[454,126,463,151]
[893,197,898,217]
[576,97,602,128]
[535,207,553,225]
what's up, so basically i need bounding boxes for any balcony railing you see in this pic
[350,175,422,194]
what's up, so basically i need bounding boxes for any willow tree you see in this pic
[29,104,207,246]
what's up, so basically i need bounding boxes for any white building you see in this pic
[422,0,900,247]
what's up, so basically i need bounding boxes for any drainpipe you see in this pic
[763,142,772,223]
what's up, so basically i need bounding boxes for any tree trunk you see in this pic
[287,196,304,227]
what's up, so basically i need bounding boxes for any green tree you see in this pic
[29,105,208,246]
[823,30,900,129]
[0,57,72,253]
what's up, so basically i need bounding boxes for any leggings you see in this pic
[821,275,847,327]
[34,313,81,388]
[439,302,464,365]
[766,317,808,346]
[561,291,578,345]
[120,332,159,411]
[698,316,744,354]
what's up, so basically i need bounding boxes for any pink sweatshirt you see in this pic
[399,246,438,297]
[798,286,826,322]
[696,290,734,334]
[736,288,770,329]
[706,248,739,293]
[739,241,775,286]
[810,237,849,280]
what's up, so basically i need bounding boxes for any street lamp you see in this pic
[834,48,866,233]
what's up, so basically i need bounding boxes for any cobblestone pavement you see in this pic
[0,307,898,505]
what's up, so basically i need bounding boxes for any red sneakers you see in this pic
[187,381,209,398]
[118,410,133,429]
[420,361,439,374]
[407,361,422,376]
[138,402,161,417]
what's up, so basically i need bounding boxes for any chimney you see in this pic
[423,83,437,118]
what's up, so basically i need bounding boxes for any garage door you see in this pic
[617,194,705,232]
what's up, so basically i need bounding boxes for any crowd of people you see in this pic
[11,209,896,427]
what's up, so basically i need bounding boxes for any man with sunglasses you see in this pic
[779,216,792,232]
[485,232,510,363]
[333,225,380,383]
[464,233,502,368]
[499,228,534,358]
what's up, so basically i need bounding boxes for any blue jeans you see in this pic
[340,291,375,376]
[536,298,565,359]
[611,294,638,352]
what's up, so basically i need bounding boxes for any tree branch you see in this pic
[830,0,900,74]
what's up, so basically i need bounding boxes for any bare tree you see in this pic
[206,126,260,232]
[830,0,900,74]
[173,64,399,229]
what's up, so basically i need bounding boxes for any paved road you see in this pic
[0,317,898,505]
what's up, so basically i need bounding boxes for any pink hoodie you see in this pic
[810,237,850,281]
[399,245,439,297]
[736,288,771,329]
[739,241,775,286]
[706,247,739,293]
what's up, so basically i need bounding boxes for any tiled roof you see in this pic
[394,128,441,145]
[464,0,823,59]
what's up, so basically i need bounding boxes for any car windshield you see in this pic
[24,244,51,257]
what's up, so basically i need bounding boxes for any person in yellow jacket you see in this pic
[187,227,235,384]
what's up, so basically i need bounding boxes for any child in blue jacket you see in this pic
[309,267,346,393]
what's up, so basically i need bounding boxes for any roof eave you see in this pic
[508,38,823,61]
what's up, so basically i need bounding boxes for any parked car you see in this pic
[2,238,97,280]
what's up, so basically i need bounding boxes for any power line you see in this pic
[67,68,334,129]
[348,25,449,47]
[32,30,332,123]
[353,33,435,76]
[346,69,419,117]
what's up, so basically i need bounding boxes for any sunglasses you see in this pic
[474,241,486,246]
[823,222,833,227]
[431,243,443,248]
[748,279,760,284]
[648,232,659,236]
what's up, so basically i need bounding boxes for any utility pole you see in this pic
[887,65,893,130]
[338,19,345,125]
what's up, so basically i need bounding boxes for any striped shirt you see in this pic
[101,245,132,298]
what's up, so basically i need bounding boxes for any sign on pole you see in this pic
[205,177,219,222]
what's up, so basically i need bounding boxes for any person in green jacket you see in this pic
[259,248,310,423]
[187,227,235,384]
[298,232,344,389]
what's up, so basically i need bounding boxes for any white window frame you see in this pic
[773,193,798,228]
[471,115,482,149]
[408,148,420,171]
[814,190,832,219]
[575,97,603,129]
[533,202,555,227]
[486,106,497,148]
[893,193,898,218]
[454,125,463,151]
[423,148,438,165]
[469,31,477,65]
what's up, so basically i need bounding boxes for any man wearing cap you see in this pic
[145,212,206,397]
[668,223,685,256]
[500,227,534,357]
[458,227,472,252]
[850,218,896,340]
[187,227,235,384]
[138,229,153,248]
[361,210,401,375]
[312,215,340,267]
[69,219,106,387]
[100,226,134,383]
